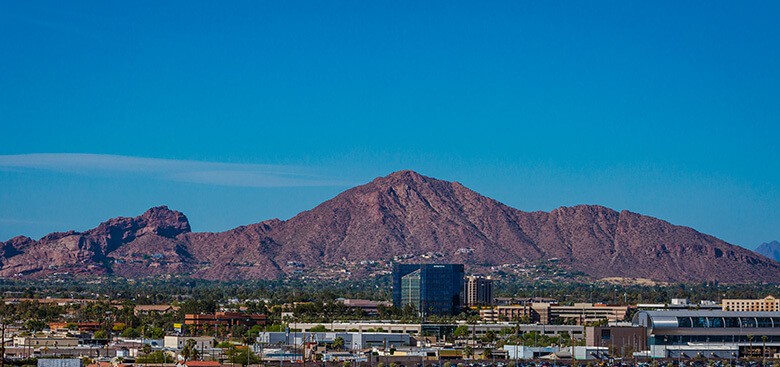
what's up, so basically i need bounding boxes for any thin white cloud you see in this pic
[0,153,348,188]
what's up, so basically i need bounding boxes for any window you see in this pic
[725,317,740,328]
[757,317,773,328]
[693,317,707,328]
[740,317,757,328]
[772,317,780,327]
[707,317,724,328]
[677,317,692,328]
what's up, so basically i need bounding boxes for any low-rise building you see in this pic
[184,312,267,330]
[163,336,214,350]
[335,299,391,316]
[257,331,411,350]
[723,296,780,312]
[480,302,628,325]
[13,337,79,348]
[633,310,780,359]
[134,304,180,316]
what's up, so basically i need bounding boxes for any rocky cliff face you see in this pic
[0,206,191,277]
[2,171,779,283]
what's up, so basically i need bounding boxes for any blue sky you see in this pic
[1,1,778,248]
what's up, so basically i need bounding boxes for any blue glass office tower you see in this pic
[392,263,465,316]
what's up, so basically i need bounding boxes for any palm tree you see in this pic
[464,346,473,360]
[762,335,768,366]
[332,336,345,351]
[181,339,200,362]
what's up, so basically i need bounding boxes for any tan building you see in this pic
[13,337,79,348]
[550,303,629,325]
[480,305,534,322]
[463,276,494,307]
[722,296,780,312]
[134,304,180,316]
[480,303,628,325]
[184,311,267,330]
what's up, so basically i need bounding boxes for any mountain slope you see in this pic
[755,241,780,262]
[2,170,779,283]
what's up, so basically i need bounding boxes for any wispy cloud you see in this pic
[0,153,348,188]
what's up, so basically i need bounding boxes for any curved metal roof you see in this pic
[632,310,780,331]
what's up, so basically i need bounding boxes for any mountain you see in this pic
[755,241,780,262]
[2,170,780,283]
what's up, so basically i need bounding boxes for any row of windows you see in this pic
[652,334,780,345]
[676,316,780,328]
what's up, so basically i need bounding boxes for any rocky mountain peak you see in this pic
[1,171,779,283]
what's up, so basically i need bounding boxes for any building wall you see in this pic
[481,303,626,325]
[548,304,629,325]
[584,326,647,354]
[723,296,780,312]
[13,338,79,348]
[464,276,493,307]
[393,264,465,316]
[163,336,214,350]
[419,264,465,316]
[257,332,410,350]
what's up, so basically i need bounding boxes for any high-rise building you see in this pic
[463,275,494,307]
[392,263,465,316]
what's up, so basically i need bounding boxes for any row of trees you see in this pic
[3,276,779,308]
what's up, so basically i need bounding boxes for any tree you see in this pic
[226,346,259,366]
[136,351,174,363]
[762,335,768,365]
[142,343,152,355]
[310,325,328,332]
[332,336,345,350]
[121,327,139,338]
[453,325,470,339]
[464,346,473,359]
[483,348,492,359]
[181,339,200,362]
[147,327,165,339]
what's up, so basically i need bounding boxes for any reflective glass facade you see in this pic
[392,263,465,316]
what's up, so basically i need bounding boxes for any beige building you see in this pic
[13,337,79,348]
[722,296,780,312]
[551,303,629,324]
[480,303,628,325]
[463,276,494,307]
[163,336,214,350]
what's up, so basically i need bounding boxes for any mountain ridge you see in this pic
[755,240,780,263]
[2,170,779,283]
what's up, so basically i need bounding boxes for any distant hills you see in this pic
[755,241,780,263]
[2,170,780,283]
